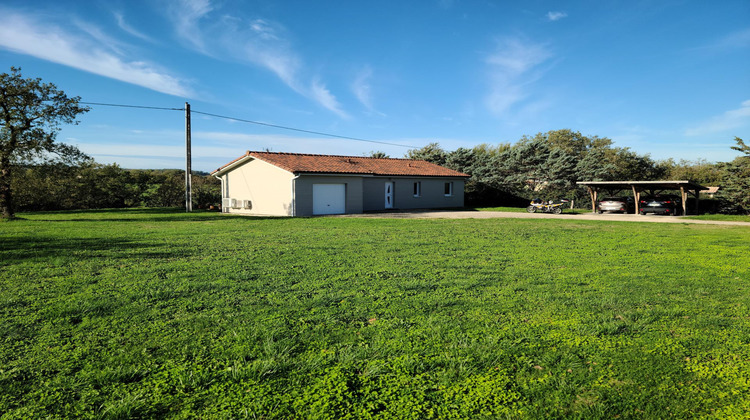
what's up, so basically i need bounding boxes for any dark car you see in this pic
[639,195,682,216]
[598,196,634,213]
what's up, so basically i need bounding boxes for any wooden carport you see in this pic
[576,181,708,215]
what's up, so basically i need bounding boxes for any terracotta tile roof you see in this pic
[212,151,469,177]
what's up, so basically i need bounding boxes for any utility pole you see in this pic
[185,102,193,212]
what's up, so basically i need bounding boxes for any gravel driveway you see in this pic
[336,210,750,226]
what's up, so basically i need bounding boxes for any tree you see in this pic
[663,158,723,186]
[575,147,616,182]
[0,67,89,218]
[192,173,221,209]
[718,137,750,214]
[607,148,666,181]
[368,151,390,158]
[525,129,614,158]
[405,142,447,165]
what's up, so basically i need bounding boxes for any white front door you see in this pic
[384,182,394,209]
[313,184,346,215]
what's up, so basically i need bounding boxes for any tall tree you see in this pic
[405,142,447,165]
[608,148,666,181]
[719,137,750,214]
[368,151,390,158]
[527,129,614,158]
[663,158,723,186]
[0,68,89,218]
[575,147,617,182]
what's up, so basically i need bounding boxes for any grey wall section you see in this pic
[363,177,464,211]
[294,176,364,216]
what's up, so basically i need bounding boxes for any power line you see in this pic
[80,100,416,149]
[79,101,184,111]
[191,109,415,149]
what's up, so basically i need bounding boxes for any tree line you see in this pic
[11,162,220,212]
[397,130,748,213]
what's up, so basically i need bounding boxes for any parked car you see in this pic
[598,196,634,213]
[639,195,682,216]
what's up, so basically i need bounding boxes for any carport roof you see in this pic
[577,180,708,191]
[577,180,709,215]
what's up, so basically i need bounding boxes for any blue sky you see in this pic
[1,0,748,172]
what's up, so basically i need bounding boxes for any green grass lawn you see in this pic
[683,213,750,222]
[1,209,749,419]
[474,206,750,221]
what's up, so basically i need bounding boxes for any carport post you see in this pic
[680,186,687,215]
[586,186,597,213]
[632,186,640,214]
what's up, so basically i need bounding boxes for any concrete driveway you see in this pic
[337,210,750,226]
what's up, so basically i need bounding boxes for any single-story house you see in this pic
[210,151,469,216]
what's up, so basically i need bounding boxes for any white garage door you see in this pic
[313,184,346,215]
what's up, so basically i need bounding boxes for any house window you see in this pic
[444,182,453,196]
[413,181,421,197]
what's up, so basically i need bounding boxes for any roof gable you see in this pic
[213,151,469,178]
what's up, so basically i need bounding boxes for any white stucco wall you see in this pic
[223,158,295,216]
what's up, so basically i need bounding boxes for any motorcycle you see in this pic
[526,198,569,214]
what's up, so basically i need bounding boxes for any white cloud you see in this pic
[484,37,552,116]
[114,12,155,43]
[249,19,281,42]
[166,1,349,118]
[546,11,568,22]
[685,100,750,136]
[311,79,349,119]
[716,28,750,49]
[194,131,329,147]
[0,10,192,97]
[693,28,750,53]
[239,24,302,92]
[73,19,128,56]
[67,132,377,170]
[351,66,384,116]
[76,142,232,158]
[66,129,476,170]
[170,0,214,52]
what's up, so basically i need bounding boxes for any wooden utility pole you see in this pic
[185,102,193,212]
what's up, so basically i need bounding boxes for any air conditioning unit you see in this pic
[230,198,239,209]
[243,200,252,210]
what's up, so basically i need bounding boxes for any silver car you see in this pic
[598,197,634,213]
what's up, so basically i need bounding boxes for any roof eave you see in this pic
[210,154,253,176]
[576,180,708,190]
[291,171,470,178]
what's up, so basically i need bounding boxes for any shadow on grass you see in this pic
[17,208,284,223]
[0,236,184,264]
